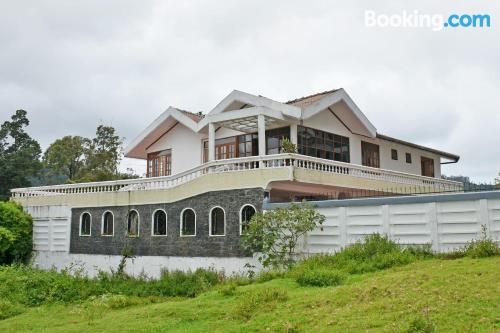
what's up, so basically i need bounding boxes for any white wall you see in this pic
[299,194,500,254]
[32,252,258,278]
[302,109,442,177]
[25,205,71,252]
[147,123,206,175]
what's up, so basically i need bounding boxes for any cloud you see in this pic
[0,0,498,182]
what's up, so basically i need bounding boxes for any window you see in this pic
[266,127,291,155]
[361,141,380,168]
[127,210,139,237]
[203,136,242,163]
[406,152,412,163]
[209,207,225,236]
[238,134,258,157]
[240,205,256,235]
[180,208,196,236]
[102,211,114,236]
[297,126,350,162]
[391,149,398,160]
[421,157,435,177]
[152,209,167,236]
[80,212,91,236]
[147,149,171,177]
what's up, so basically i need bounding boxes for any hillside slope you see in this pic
[1,257,499,332]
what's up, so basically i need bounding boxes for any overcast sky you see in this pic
[1,1,499,182]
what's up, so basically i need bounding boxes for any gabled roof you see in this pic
[286,89,340,107]
[124,107,201,159]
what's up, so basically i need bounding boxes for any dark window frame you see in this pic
[361,141,380,168]
[80,212,91,236]
[391,149,398,160]
[152,209,167,236]
[102,211,114,236]
[127,210,140,237]
[406,152,412,164]
[297,125,350,163]
[209,207,226,236]
[240,205,256,235]
[180,208,196,237]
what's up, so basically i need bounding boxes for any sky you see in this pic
[0,0,499,182]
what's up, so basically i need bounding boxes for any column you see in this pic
[290,123,298,145]
[258,114,266,156]
[208,122,215,162]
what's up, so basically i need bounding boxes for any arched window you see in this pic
[80,212,92,236]
[127,210,140,237]
[102,211,114,236]
[209,207,225,236]
[180,208,196,236]
[152,209,167,236]
[240,205,256,235]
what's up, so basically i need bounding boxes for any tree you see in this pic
[0,110,41,200]
[241,202,325,270]
[0,201,33,264]
[43,136,88,180]
[75,125,124,182]
[496,173,500,189]
[281,137,298,154]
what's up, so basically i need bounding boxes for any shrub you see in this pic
[241,202,325,269]
[464,225,499,258]
[0,202,33,264]
[407,315,435,333]
[0,300,24,320]
[296,268,346,287]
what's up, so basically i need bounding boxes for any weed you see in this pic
[295,268,346,287]
[233,287,288,320]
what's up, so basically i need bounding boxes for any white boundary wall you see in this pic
[265,191,500,254]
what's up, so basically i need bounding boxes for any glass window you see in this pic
[406,152,412,164]
[210,207,225,236]
[102,211,114,236]
[240,205,256,235]
[152,210,167,236]
[80,212,91,236]
[147,150,172,177]
[127,210,139,237]
[266,127,290,155]
[181,209,196,236]
[361,141,380,168]
[297,125,350,163]
[391,149,398,160]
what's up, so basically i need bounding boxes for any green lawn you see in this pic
[1,257,499,332]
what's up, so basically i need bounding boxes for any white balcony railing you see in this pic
[10,153,463,198]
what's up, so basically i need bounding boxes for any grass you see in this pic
[0,257,499,332]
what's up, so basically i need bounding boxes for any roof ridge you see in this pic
[285,88,340,105]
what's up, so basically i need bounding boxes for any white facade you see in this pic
[126,89,456,180]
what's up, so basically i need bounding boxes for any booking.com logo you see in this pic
[365,10,491,31]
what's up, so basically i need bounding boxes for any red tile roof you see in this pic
[178,109,204,123]
[285,89,340,107]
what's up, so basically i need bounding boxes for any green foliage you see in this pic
[0,300,24,320]
[0,110,42,200]
[0,264,223,316]
[407,315,435,333]
[281,137,297,154]
[43,136,88,180]
[0,202,33,264]
[292,234,433,283]
[464,225,499,258]
[233,287,288,320]
[241,202,325,270]
[295,268,346,287]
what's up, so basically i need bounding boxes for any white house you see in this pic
[11,88,464,277]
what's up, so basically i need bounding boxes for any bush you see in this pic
[464,225,499,258]
[293,234,427,278]
[296,268,346,287]
[0,300,24,320]
[0,202,33,264]
[407,315,435,333]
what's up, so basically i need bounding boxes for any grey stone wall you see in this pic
[70,188,264,257]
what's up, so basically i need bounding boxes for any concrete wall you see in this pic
[265,191,500,253]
